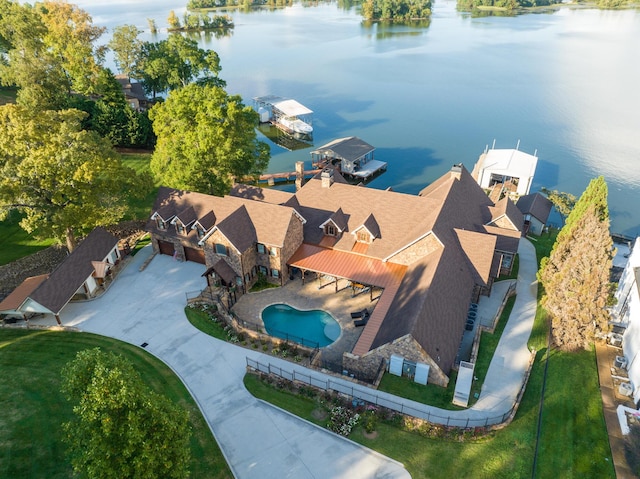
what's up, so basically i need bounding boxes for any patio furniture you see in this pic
[351,308,369,319]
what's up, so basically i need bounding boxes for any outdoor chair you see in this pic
[351,308,369,319]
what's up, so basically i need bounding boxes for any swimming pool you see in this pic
[261,304,341,348]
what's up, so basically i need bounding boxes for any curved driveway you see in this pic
[56,238,537,478]
[58,249,410,479]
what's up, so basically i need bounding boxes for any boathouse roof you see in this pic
[311,136,375,162]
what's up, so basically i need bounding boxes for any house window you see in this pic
[257,243,266,254]
[357,230,371,243]
[269,247,277,257]
[258,265,268,276]
[215,243,227,256]
[325,224,336,236]
[196,227,204,239]
[501,253,513,270]
[156,217,166,230]
[176,222,185,234]
[271,269,279,278]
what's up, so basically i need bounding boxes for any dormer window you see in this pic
[325,224,337,236]
[176,222,185,234]
[196,227,205,239]
[357,230,371,243]
[156,217,166,230]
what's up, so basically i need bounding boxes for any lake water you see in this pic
[75,0,640,236]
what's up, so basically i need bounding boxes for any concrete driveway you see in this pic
[57,246,410,479]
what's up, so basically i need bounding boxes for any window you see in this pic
[325,224,336,236]
[176,222,185,234]
[501,253,513,270]
[257,243,266,254]
[357,230,370,243]
[271,269,279,278]
[196,227,204,239]
[156,217,166,230]
[215,243,227,255]
[269,247,277,257]
[258,265,268,276]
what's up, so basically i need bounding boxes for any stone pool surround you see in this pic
[231,277,377,366]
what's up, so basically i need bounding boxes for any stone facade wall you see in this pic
[385,233,441,265]
[343,334,449,387]
[281,215,304,275]
[204,231,243,276]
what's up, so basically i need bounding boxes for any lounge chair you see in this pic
[353,311,370,327]
[351,308,369,319]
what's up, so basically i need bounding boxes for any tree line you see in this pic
[362,0,432,21]
[0,0,269,251]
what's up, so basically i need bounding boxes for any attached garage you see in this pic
[184,246,206,264]
[158,240,175,256]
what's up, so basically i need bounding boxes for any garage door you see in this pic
[184,246,206,264]
[158,240,175,256]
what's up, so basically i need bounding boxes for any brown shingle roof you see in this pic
[0,274,49,312]
[148,187,300,250]
[311,136,375,162]
[517,192,553,224]
[29,228,118,314]
[454,229,496,286]
[229,184,294,205]
[215,205,256,252]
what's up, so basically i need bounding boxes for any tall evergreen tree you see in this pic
[538,177,614,350]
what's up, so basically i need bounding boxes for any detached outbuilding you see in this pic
[0,227,120,325]
[516,192,553,236]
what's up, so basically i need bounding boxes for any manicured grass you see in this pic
[0,329,232,479]
[534,347,614,478]
[130,233,151,256]
[120,152,159,221]
[0,210,56,266]
[185,306,229,341]
[378,370,463,410]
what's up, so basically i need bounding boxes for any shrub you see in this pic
[327,406,360,436]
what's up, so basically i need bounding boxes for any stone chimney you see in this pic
[295,161,305,191]
[450,163,463,180]
[321,167,334,188]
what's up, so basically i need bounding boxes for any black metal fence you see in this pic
[246,357,515,428]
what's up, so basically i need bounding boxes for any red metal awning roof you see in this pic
[288,243,406,289]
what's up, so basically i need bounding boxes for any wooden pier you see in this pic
[258,169,321,185]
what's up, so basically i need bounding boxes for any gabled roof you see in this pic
[320,208,348,232]
[150,187,301,250]
[354,214,381,239]
[172,206,197,227]
[214,205,257,253]
[488,197,524,231]
[311,137,375,163]
[517,192,553,224]
[0,274,49,313]
[29,227,118,315]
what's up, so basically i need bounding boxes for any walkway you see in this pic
[28,238,539,477]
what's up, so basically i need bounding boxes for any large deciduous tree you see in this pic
[108,24,143,79]
[135,34,223,98]
[538,176,614,351]
[61,348,191,479]
[0,0,105,110]
[0,105,150,251]
[149,83,269,195]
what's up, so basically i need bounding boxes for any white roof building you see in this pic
[472,147,538,197]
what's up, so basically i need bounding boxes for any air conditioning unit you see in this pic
[610,333,623,347]
[615,355,628,369]
[619,382,633,397]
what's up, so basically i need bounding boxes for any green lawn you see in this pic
[0,209,56,266]
[0,152,157,266]
[378,369,463,410]
[0,329,232,479]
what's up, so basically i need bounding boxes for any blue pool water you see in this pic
[262,304,341,348]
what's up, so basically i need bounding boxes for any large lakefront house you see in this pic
[147,164,523,385]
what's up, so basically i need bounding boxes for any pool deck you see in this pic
[231,277,378,364]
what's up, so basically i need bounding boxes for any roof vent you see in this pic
[451,163,463,179]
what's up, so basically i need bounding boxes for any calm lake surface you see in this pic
[76,0,640,236]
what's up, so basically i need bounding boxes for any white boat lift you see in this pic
[253,95,313,136]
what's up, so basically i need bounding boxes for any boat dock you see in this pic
[258,169,321,186]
